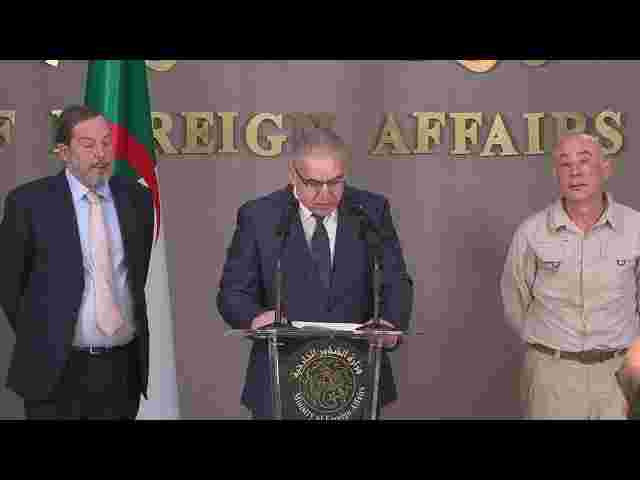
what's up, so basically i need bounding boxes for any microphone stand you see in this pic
[346,201,397,421]
[274,258,285,326]
[347,203,395,333]
[263,192,300,332]
[358,233,393,332]
[261,191,299,420]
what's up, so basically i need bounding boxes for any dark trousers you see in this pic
[24,340,141,420]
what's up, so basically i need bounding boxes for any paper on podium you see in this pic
[291,321,361,332]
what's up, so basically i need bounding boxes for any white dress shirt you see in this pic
[65,170,135,347]
[293,186,338,265]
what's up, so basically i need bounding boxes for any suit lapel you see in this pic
[109,177,136,278]
[53,171,84,273]
[329,208,364,306]
[284,212,317,286]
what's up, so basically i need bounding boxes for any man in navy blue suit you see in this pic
[0,105,154,419]
[217,127,413,419]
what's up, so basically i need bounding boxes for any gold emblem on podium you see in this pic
[286,339,368,420]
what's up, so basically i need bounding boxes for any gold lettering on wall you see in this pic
[180,112,215,154]
[13,109,631,158]
[371,113,411,155]
[151,112,178,154]
[245,113,287,157]
[306,112,336,130]
[551,112,587,140]
[481,113,519,156]
[412,112,446,154]
[366,111,626,157]
[450,113,483,155]
[523,113,545,155]
[218,112,239,154]
[0,111,16,147]
[595,110,623,155]
[285,112,337,131]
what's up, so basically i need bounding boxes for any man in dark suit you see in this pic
[217,127,413,419]
[0,105,154,419]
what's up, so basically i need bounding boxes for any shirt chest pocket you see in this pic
[602,239,638,272]
[533,242,566,274]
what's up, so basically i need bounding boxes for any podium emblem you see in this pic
[284,338,369,420]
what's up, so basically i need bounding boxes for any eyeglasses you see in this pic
[293,166,345,196]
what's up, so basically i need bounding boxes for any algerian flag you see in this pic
[85,60,180,419]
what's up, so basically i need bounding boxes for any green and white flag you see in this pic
[85,60,180,419]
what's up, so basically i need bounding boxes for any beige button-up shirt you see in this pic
[501,193,640,351]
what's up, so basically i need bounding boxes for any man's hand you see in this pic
[251,310,276,330]
[617,338,640,417]
[627,337,640,369]
[360,319,400,349]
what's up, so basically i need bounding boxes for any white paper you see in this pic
[291,321,362,332]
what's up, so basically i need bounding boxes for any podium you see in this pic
[225,324,408,420]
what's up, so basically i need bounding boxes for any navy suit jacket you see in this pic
[217,185,413,417]
[0,171,154,401]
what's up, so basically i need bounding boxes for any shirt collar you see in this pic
[548,192,619,232]
[65,168,113,204]
[292,184,338,223]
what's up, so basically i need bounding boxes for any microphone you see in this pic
[343,200,387,245]
[272,189,299,328]
[341,197,388,329]
[276,192,299,238]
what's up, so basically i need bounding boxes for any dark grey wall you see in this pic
[1,60,637,418]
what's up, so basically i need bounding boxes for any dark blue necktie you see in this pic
[311,214,331,290]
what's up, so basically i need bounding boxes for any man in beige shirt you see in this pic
[501,132,640,419]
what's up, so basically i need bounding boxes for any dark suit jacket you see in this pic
[0,171,154,401]
[217,185,413,417]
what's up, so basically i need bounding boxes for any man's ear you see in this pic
[287,161,296,186]
[55,144,68,163]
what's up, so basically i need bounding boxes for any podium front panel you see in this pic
[225,326,410,420]
[279,336,371,420]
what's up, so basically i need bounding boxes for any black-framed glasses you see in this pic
[293,166,345,196]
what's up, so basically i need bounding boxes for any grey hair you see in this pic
[554,132,603,156]
[289,127,351,168]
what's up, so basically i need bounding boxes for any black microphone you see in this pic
[276,193,299,238]
[342,197,388,329]
[344,200,387,245]
[272,189,299,328]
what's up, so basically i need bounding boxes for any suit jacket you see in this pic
[217,185,413,417]
[0,170,154,401]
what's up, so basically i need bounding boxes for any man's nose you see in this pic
[317,183,331,198]
[94,145,106,157]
